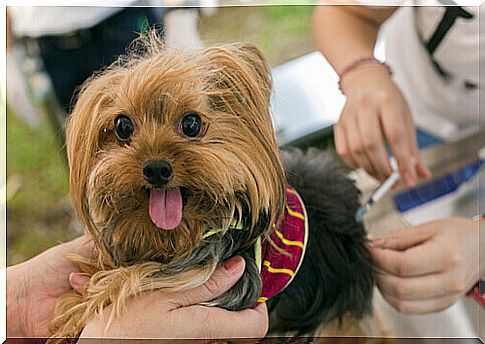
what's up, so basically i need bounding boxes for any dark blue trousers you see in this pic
[35,7,164,114]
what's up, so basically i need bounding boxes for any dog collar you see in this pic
[256,184,308,303]
[202,217,243,239]
[201,184,308,303]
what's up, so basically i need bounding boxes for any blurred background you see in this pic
[5,3,484,340]
[6,5,316,265]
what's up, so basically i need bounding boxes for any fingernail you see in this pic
[367,233,384,242]
[69,272,89,287]
[224,256,243,273]
[369,238,386,248]
[403,172,416,187]
[424,166,432,179]
[410,166,417,181]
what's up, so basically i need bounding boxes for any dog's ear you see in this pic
[204,43,272,116]
[203,43,285,232]
[66,71,122,241]
[226,43,272,101]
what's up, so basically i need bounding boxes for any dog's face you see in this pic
[66,39,285,266]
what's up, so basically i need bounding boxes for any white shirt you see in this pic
[382,2,483,139]
[351,3,483,340]
[9,4,136,38]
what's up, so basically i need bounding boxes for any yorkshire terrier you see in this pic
[49,34,386,340]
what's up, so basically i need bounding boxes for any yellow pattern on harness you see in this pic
[262,260,295,277]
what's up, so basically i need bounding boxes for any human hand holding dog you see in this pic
[8,241,268,339]
[369,217,482,313]
[76,256,269,340]
[7,235,93,337]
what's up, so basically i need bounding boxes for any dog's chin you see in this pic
[94,186,221,265]
[90,179,241,266]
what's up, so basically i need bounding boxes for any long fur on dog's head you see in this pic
[53,35,376,340]
[66,34,285,268]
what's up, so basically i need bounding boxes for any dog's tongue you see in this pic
[149,188,182,230]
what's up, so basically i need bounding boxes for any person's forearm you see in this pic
[7,264,29,337]
[312,5,395,74]
[6,236,92,337]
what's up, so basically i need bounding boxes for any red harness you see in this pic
[201,184,308,303]
[257,185,308,303]
[468,283,485,307]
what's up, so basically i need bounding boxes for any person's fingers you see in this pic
[356,108,392,180]
[345,116,376,177]
[379,289,460,314]
[369,225,434,250]
[212,302,269,338]
[69,272,90,295]
[402,109,432,180]
[413,150,432,180]
[404,120,432,181]
[334,120,358,168]
[376,271,463,301]
[170,256,246,308]
[370,240,446,277]
[65,235,96,259]
[380,107,416,186]
[184,302,269,339]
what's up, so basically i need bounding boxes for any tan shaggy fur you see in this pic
[48,33,387,341]
[49,34,285,340]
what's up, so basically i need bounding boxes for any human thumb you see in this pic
[69,272,90,295]
[172,256,246,307]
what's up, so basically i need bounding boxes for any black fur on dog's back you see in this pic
[267,147,374,335]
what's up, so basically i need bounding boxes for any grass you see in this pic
[198,5,314,66]
[6,110,68,210]
[6,109,74,265]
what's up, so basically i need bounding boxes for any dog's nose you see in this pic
[143,160,173,187]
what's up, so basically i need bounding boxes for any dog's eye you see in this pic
[180,113,202,138]
[115,115,134,141]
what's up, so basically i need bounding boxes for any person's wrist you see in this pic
[340,62,393,96]
[6,264,30,337]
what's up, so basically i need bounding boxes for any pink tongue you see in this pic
[149,188,183,230]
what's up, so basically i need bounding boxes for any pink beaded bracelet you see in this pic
[338,57,392,94]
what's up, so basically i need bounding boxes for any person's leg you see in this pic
[36,34,88,113]
[89,7,165,72]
